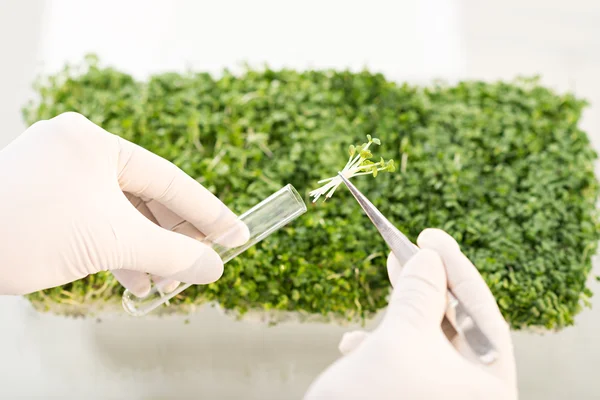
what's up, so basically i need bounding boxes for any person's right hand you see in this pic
[305,229,518,400]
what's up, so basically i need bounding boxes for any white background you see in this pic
[1,0,600,398]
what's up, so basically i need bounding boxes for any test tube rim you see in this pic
[222,184,307,260]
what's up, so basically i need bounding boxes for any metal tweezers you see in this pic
[338,172,497,364]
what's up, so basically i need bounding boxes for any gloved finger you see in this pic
[116,137,250,248]
[112,193,158,296]
[111,270,180,297]
[112,269,151,297]
[338,330,371,356]
[124,193,225,292]
[145,202,212,287]
[111,200,224,284]
[150,275,180,293]
[146,201,206,241]
[123,194,182,292]
[386,251,403,288]
[385,249,447,331]
[388,251,460,343]
[417,229,515,371]
[417,229,509,336]
[389,251,461,342]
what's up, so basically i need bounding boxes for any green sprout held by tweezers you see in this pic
[309,135,395,202]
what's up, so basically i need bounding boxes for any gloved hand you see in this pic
[0,112,249,296]
[304,229,518,400]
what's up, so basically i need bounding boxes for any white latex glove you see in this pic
[0,112,249,296]
[304,228,518,400]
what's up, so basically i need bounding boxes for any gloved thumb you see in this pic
[111,204,224,285]
[385,248,448,331]
[338,330,371,355]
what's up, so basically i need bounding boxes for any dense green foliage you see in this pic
[23,55,600,329]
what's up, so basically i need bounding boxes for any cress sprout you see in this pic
[309,135,395,202]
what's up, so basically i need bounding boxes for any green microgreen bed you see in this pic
[22,55,600,330]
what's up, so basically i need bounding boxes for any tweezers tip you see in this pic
[337,172,350,186]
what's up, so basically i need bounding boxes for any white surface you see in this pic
[1,0,600,398]
[37,0,464,82]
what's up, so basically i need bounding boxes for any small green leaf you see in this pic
[359,149,373,159]
[349,145,356,157]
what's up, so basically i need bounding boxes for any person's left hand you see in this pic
[0,112,249,296]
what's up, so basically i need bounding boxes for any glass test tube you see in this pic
[122,184,307,316]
